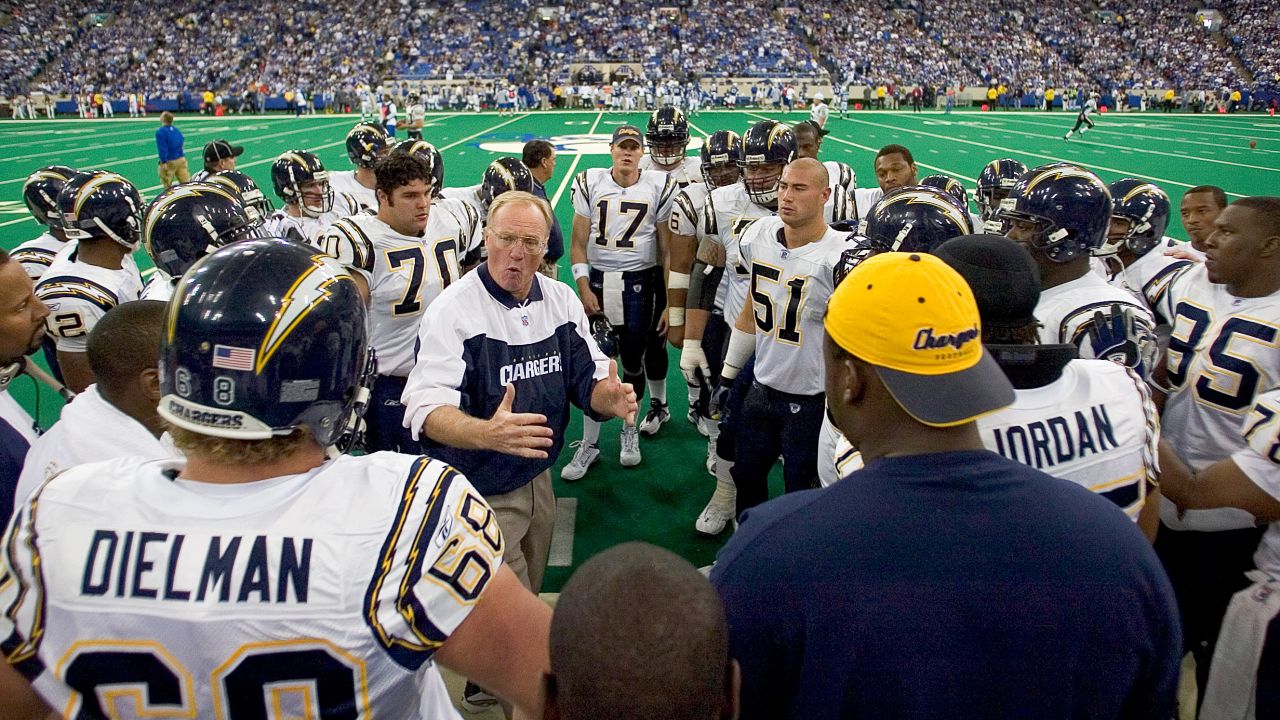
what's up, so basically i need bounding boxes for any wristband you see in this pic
[721,327,754,380]
[668,271,690,290]
[571,263,591,281]
[668,307,685,326]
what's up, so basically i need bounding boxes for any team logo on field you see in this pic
[477,133,703,156]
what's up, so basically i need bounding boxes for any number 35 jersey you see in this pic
[1158,263,1280,531]
[317,208,478,377]
[571,168,675,272]
[2,452,503,719]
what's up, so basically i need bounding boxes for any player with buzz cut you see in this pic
[562,125,676,480]
[1150,196,1280,704]
[0,238,552,719]
[330,122,392,212]
[316,152,478,454]
[639,106,703,189]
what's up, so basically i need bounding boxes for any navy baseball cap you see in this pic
[611,125,644,148]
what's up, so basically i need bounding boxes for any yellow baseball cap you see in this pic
[824,251,1014,427]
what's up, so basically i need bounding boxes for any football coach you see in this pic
[402,190,637,595]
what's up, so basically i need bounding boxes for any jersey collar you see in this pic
[478,263,544,309]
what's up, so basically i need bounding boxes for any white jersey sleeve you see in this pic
[10,233,65,280]
[1233,390,1280,576]
[822,160,855,192]
[670,183,710,238]
[34,257,144,353]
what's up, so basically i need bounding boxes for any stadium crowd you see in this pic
[3,0,1277,108]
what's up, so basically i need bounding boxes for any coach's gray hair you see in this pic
[487,190,553,239]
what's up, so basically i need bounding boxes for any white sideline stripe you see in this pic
[986,113,1280,153]
[832,114,1249,197]
[547,497,578,567]
[0,118,354,186]
[437,112,530,151]
[745,111,977,182]
[895,113,1280,173]
[549,112,604,209]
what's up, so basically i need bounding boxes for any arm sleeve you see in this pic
[401,302,469,439]
[687,261,724,312]
[670,190,699,237]
[316,220,376,275]
[570,171,591,218]
[655,175,676,224]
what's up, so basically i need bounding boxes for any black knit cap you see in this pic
[933,234,1041,329]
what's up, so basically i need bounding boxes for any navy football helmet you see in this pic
[976,158,1028,225]
[588,313,619,357]
[739,120,796,207]
[646,106,690,165]
[345,122,391,168]
[271,150,334,217]
[1100,178,1171,257]
[393,139,444,197]
[22,165,77,228]
[700,130,743,187]
[143,182,266,277]
[56,170,144,249]
[832,241,875,289]
[207,170,274,221]
[862,186,974,254]
[999,162,1111,263]
[919,174,969,209]
[480,156,535,206]
[158,238,373,449]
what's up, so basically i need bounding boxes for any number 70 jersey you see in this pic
[571,168,676,272]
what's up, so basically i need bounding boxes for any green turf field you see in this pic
[3,109,1278,591]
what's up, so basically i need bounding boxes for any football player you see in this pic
[35,171,144,393]
[206,169,275,223]
[394,139,483,263]
[1152,196,1280,702]
[12,165,76,280]
[714,159,852,516]
[639,106,702,188]
[1064,91,1099,139]
[405,93,427,140]
[920,173,983,230]
[809,92,829,129]
[1094,178,1195,315]
[316,153,477,452]
[330,122,391,210]
[263,150,360,242]
[975,158,1028,233]
[1001,163,1159,378]
[140,182,265,301]
[1180,184,1227,254]
[562,125,676,478]
[668,130,743,449]
[0,239,552,719]
[791,120,856,196]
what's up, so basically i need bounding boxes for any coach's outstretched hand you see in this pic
[489,384,555,459]
[591,358,639,425]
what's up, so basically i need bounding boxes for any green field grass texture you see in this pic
[3,109,1277,589]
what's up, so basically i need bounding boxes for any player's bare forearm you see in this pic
[0,660,52,720]
[1158,440,1280,521]
[56,350,95,395]
[685,309,710,342]
[734,300,756,334]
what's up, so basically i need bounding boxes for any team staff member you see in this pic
[155,111,189,187]
[0,248,49,522]
[712,251,1181,719]
[523,139,565,275]
[403,190,637,594]
[191,139,244,182]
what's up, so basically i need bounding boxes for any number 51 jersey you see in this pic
[2,452,503,718]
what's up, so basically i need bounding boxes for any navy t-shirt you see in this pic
[710,449,1181,720]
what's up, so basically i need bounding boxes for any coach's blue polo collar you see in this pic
[478,263,544,309]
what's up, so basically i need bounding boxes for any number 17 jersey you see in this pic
[571,167,675,272]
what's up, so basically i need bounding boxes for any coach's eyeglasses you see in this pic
[488,229,548,254]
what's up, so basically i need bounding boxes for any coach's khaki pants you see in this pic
[485,470,554,593]
[158,157,190,187]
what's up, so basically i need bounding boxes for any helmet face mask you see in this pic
[741,162,785,206]
[297,178,335,217]
[997,163,1111,264]
[144,183,267,277]
[645,106,690,166]
[704,162,741,188]
[700,130,743,187]
[739,121,796,208]
[977,158,1028,226]
[56,170,144,250]
[271,150,334,217]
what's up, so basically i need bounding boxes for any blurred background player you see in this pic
[191,139,243,183]
[563,125,675,478]
[640,107,702,188]
[1064,91,1099,139]
[975,158,1028,234]
[12,165,76,280]
[405,93,426,140]
[35,170,145,394]
[809,92,829,129]
[331,122,392,210]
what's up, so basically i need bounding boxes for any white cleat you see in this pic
[696,480,737,536]
[560,441,599,481]
[619,426,642,467]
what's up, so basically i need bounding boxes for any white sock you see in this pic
[583,418,601,446]
[688,383,702,407]
[647,378,667,404]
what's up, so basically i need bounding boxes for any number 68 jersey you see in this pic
[2,452,503,719]
[1158,263,1280,531]
[571,168,675,272]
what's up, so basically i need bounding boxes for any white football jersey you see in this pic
[810,102,829,128]
[10,232,66,280]
[979,360,1158,520]
[1159,264,1280,530]
[669,182,710,240]
[738,216,850,396]
[1035,269,1158,373]
[141,273,177,302]
[638,155,703,190]
[317,212,465,376]
[1232,389,1280,576]
[328,170,379,212]
[823,160,855,193]
[440,184,487,222]
[1094,236,1197,314]
[263,206,350,244]
[571,168,675,272]
[2,452,501,719]
[35,246,144,353]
